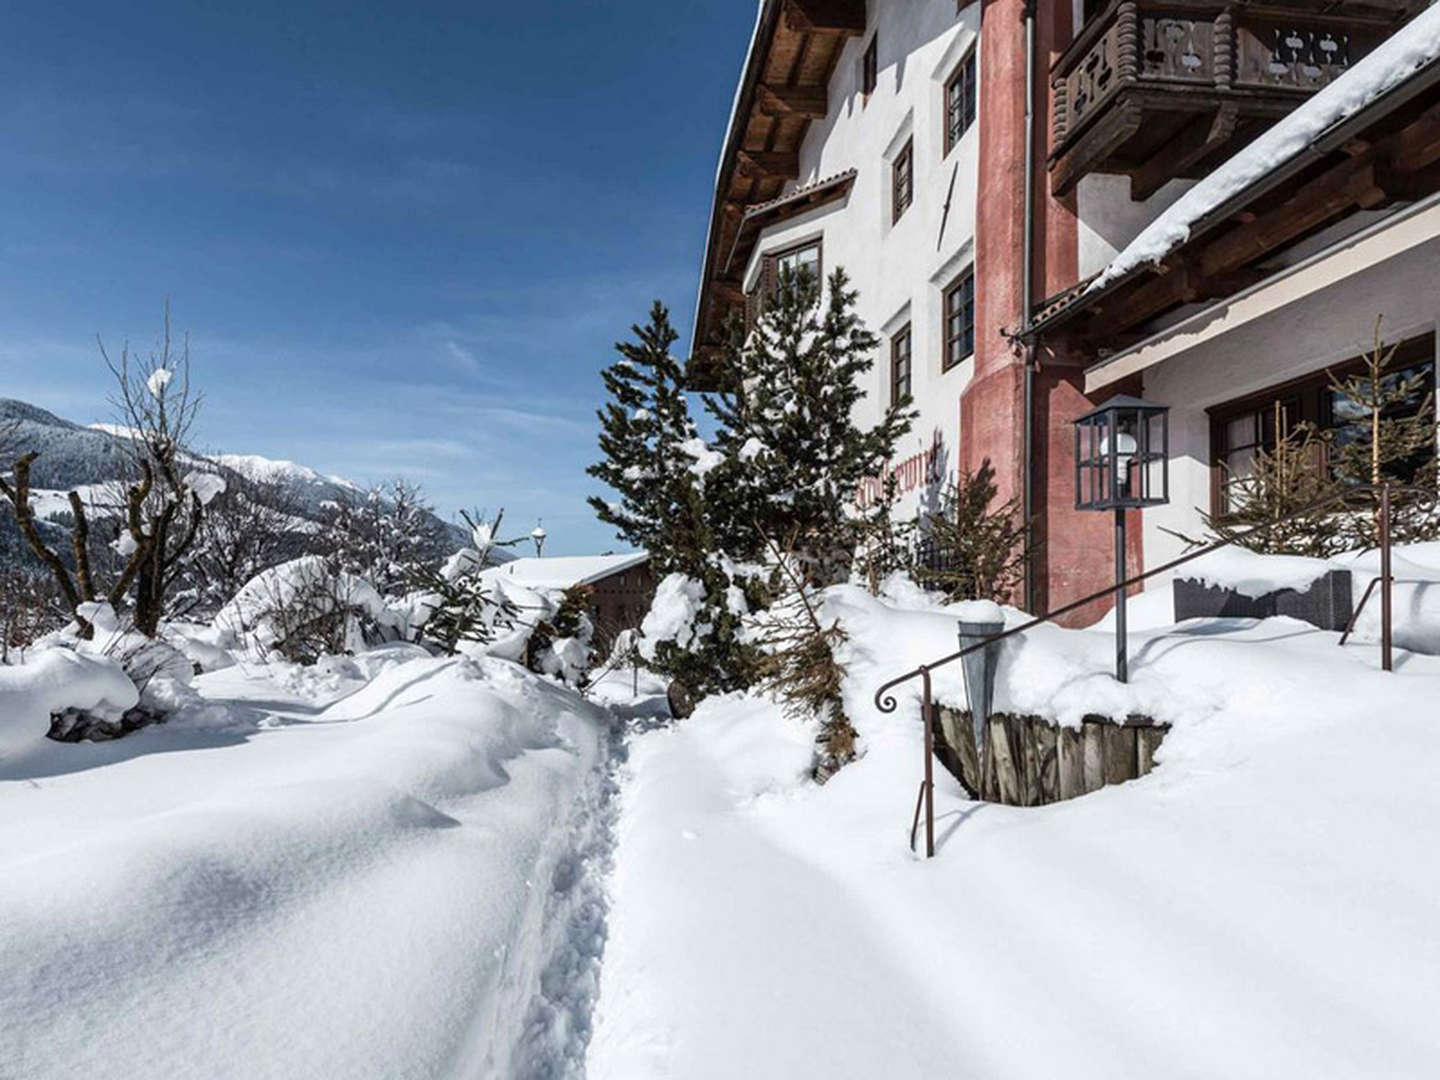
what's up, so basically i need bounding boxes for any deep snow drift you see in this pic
[590,576,1440,1079]
[0,650,615,1080]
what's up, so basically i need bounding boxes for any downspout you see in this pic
[1021,0,1039,614]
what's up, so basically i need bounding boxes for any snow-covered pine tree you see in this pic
[587,302,711,577]
[589,302,759,698]
[1327,319,1439,546]
[706,266,913,584]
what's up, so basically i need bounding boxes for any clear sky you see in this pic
[0,1,755,555]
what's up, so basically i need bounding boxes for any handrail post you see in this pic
[1381,481,1393,672]
[920,666,935,858]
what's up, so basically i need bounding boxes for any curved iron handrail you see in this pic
[873,482,1431,714]
[876,481,1435,857]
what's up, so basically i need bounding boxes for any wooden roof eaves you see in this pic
[691,0,788,362]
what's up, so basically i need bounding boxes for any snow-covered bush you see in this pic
[0,648,138,755]
[317,479,450,598]
[525,584,595,685]
[215,556,401,664]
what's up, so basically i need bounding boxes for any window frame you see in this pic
[1206,334,1437,517]
[861,35,878,99]
[891,322,913,407]
[944,48,978,155]
[744,238,824,334]
[892,137,914,224]
[942,270,976,372]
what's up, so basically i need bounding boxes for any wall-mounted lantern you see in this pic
[1074,395,1170,683]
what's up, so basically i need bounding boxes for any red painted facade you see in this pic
[964,0,1139,624]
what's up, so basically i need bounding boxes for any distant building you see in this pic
[482,552,655,652]
[691,0,1434,621]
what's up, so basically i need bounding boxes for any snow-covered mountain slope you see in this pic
[0,651,616,1079]
[0,398,464,559]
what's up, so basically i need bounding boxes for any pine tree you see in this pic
[706,266,913,584]
[915,459,1030,604]
[1327,318,1439,547]
[587,302,711,577]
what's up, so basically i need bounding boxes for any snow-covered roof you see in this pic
[480,552,650,592]
[1090,5,1440,294]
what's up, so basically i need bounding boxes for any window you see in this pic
[861,35,878,99]
[892,137,914,223]
[1209,335,1437,515]
[942,271,975,370]
[745,240,823,333]
[891,323,912,405]
[772,240,821,288]
[944,50,978,154]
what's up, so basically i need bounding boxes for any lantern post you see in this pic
[1073,396,1170,683]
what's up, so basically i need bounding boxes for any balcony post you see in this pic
[1117,1,1140,85]
[1215,6,1234,90]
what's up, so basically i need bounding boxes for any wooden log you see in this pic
[1058,727,1084,800]
[990,720,1022,805]
[1035,721,1059,805]
[1103,722,1138,787]
[1018,717,1042,806]
[1081,720,1106,793]
[1137,725,1166,776]
[934,706,982,798]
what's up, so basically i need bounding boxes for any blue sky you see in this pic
[0,1,754,555]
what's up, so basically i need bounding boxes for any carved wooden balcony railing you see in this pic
[1049,0,1416,200]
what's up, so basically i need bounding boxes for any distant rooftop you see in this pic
[481,552,649,592]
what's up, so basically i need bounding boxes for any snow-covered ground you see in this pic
[0,650,616,1080]
[590,580,1440,1079]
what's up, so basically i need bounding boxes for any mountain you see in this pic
[0,397,470,566]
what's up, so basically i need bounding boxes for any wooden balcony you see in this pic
[1049,0,1418,200]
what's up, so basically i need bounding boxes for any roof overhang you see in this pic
[1085,189,1440,393]
[688,0,866,390]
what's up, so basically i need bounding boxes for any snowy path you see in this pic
[0,655,619,1080]
[587,706,972,1078]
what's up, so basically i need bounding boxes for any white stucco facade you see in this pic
[1084,198,1440,572]
[740,0,982,518]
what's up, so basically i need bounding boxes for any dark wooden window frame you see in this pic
[861,34,878,100]
[744,238,824,333]
[891,322,913,407]
[1207,334,1437,517]
[892,137,914,224]
[942,270,976,372]
[944,48,978,155]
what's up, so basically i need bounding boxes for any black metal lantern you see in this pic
[1074,395,1170,511]
[1073,396,1170,683]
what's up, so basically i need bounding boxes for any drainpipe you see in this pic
[1021,0,1039,614]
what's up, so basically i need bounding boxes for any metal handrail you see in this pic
[877,481,1432,857]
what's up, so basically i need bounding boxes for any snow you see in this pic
[212,452,356,491]
[1091,4,1440,292]
[0,650,137,757]
[0,651,615,1079]
[680,435,724,477]
[483,552,649,592]
[185,470,227,506]
[1182,545,1337,598]
[145,367,173,397]
[591,578,1440,1078]
[637,573,705,661]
